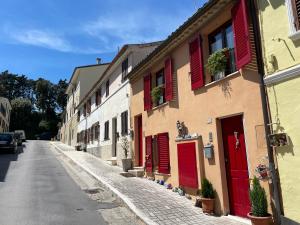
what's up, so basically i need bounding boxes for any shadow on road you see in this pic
[0,145,25,182]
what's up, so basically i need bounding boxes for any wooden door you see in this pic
[145,136,153,172]
[177,142,198,188]
[137,116,143,166]
[221,115,250,217]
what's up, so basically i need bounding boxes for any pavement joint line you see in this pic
[50,142,156,225]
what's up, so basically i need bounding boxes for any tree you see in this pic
[55,79,68,112]
[35,78,56,113]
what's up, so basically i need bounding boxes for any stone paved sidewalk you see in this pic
[51,141,248,225]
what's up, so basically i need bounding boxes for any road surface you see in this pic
[0,140,107,225]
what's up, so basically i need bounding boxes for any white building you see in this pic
[77,42,161,165]
[60,62,109,146]
[0,97,11,132]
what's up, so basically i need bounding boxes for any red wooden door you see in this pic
[137,116,143,166]
[177,142,198,188]
[221,115,250,217]
[145,136,153,172]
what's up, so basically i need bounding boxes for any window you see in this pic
[121,110,128,135]
[287,0,300,40]
[105,80,109,97]
[104,121,109,140]
[155,69,165,106]
[87,98,91,114]
[122,58,128,81]
[77,110,80,122]
[208,22,236,81]
[94,123,100,141]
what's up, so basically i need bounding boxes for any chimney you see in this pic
[96,58,101,64]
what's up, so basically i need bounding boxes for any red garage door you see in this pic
[177,142,198,188]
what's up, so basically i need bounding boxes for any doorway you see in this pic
[221,115,250,217]
[112,117,117,157]
[137,115,143,166]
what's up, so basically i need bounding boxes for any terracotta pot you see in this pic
[247,213,273,225]
[200,198,214,214]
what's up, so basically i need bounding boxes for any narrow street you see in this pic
[0,140,107,225]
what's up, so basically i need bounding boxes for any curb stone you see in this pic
[50,142,156,225]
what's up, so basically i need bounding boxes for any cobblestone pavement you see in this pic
[51,142,248,225]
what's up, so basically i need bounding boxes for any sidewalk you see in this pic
[51,141,249,225]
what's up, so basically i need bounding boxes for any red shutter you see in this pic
[189,37,204,90]
[157,132,170,174]
[164,57,173,101]
[143,73,152,111]
[232,0,251,69]
[177,142,198,188]
[145,136,153,172]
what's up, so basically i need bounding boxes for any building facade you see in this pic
[77,43,160,166]
[0,97,11,132]
[257,0,300,223]
[129,0,272,217]
[61,63,109,146]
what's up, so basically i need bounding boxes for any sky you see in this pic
[0,0,207,83]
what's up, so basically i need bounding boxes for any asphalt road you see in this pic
[0,140,107,225]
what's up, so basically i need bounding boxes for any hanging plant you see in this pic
[151,86,162,104]
[206,48,228,75]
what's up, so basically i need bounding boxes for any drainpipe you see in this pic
[249,0,282,224]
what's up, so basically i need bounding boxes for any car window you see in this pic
[0,134,13,142]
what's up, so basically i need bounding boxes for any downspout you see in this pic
[249,0,282,224]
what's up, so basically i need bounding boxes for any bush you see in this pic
[201,178,214,199]
[249,177,268,217]
[151,86,162,104]
[206,48,228,75]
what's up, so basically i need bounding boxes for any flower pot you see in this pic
[200,198,214,214]
[121,158,132,172]
[247,213,273,225]
[214,71,225,80]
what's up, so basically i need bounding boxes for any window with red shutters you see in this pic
[164,57,173,101]
[292,0,300,30]
[145,136,153,172]
[143,73,152,111]
[157,132,170,174]
[232,0,251,69]
[189,37,204,90]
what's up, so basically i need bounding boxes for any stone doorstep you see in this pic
[133,166,145,170]
[106,157,117,166]
[128,169,145,177]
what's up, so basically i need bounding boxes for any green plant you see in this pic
[151,86,162,104]
[206,48,228,75]
[201,178,214,199]
[250,176,268,217]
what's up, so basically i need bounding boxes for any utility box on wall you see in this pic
[204,144,214,159]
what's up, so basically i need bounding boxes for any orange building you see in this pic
[128,0,272,218]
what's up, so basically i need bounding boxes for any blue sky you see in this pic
[0,0,207,83]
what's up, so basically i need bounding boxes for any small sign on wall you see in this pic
[268,133,289,147]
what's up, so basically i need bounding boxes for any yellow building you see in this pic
[0,97,11,132]
[257,0,300,223]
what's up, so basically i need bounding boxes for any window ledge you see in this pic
[288,30,300,41]
[154,171,171,176]
[151,102,169,111]
[205,71,240,88]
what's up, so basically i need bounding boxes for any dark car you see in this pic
[35,132,52,140]
[0,133,18,153]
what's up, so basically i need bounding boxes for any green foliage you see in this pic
[151,86,162,104]
[250,177,268,217]
[1,70,67,139]
[206,48,228,75]
[201,178,214,199]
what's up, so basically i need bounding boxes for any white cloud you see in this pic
[10,29,73,52]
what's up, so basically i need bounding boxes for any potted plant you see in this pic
[151,86,162,106]
[120,136,132,172]
[248,177,273,225]
[200,178,215,214]
[206,48,228,80]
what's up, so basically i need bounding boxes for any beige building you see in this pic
[60,62,109,146]
[129,0,272,218]
[0,97,11,132]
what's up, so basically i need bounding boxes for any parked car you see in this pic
[0,133,18,153]
[35,132,52,140]
[14,130,26,142]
